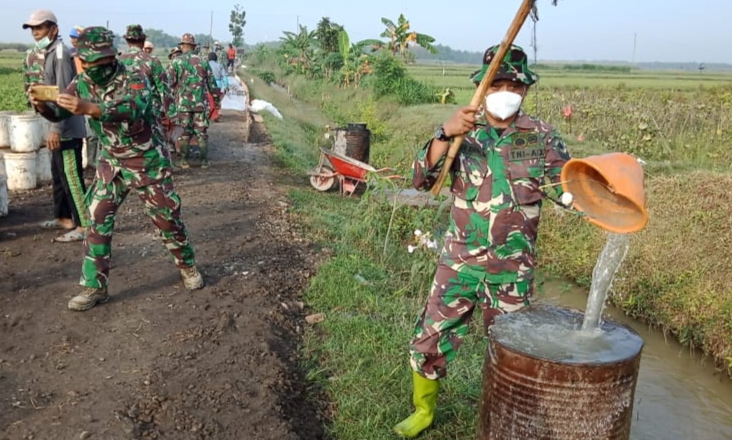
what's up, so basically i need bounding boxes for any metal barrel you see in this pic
[478,305,644,440]
[344,123,370,164]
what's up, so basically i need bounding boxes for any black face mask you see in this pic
[85,61,118,85]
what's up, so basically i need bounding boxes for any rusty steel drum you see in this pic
[333,123,371,165]
[478,305,644,440]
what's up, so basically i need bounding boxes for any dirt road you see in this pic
[0,111,325,440]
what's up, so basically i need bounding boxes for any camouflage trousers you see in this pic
[177,111,209,145]
[409,264,534,380]
[80,173,196,289]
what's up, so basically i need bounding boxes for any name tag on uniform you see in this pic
[510,147,545,161]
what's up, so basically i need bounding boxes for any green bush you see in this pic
[365,53,438,106]
[250,69,276,85]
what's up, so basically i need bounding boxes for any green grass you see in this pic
[0,52,24,69]
[0,52,29,112]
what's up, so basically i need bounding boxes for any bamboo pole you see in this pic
[429,0,537,196]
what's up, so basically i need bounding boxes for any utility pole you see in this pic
[209,10,214,45]
[296,15,299,30]
[106,20,109,30]
[631,32,637,75]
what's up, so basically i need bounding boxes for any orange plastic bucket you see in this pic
[560,153,649,234]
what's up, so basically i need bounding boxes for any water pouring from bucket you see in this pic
[560,152,648,234]
[557,152,649,332]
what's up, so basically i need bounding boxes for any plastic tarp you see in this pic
[221,74,248,112]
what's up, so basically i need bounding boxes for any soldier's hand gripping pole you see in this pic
[429,0,556,196]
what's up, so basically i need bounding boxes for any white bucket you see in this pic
[9,114,43,153]
[36,147,53,183]
[4,151,38,190]
[0,111,13,148]
[0,147,7,177]
[0,175,8,217]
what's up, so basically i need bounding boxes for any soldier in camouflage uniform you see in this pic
[168,46,182,60]
[167,33,219,168]
[119,25,172,139]
[393,45,572,439]
[168,34,219,168]
[31,26,204,311]
[200,43,210,59]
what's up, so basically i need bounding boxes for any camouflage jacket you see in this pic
[40,63,171,188]
[119,47,173,119]
[412,112,571,283]
[22,47,45,95]
[167,51,220,113]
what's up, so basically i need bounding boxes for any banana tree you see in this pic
[279,25,317,75]
[377,14,437,61]
[337,30,377,88]
[338,30,355,87]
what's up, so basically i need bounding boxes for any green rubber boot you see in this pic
[179,141,191,169]
[393,371,440,438]
[199,142,209,168]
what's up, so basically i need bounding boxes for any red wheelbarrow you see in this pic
[308,148,403,196]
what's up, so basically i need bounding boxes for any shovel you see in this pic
[429,0,559,196]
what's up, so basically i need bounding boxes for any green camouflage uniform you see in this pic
[167,33,220,165]
[119,25,174,122]
[22,47,46,99]
[39,27,197,290]
[168,46,182,61]
[408,45,571,380]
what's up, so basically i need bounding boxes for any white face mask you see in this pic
[35,36,52,50]
[485,90,523,120]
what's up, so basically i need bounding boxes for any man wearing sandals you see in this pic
[29,26,205,311]
[22,9,88,243]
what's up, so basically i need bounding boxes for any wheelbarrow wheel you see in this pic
[310,165,337,192]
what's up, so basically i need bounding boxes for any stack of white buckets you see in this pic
[0,110,55,217]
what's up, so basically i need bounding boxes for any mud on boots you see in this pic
[393,371,439,438]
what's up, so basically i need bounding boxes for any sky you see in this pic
[2,0,731,64]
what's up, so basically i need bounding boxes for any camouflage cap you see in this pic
[76,26,117,62]
[124,24,146,41]
[168,46,182,60]
[180,33,197,45]
[470,44,538,86]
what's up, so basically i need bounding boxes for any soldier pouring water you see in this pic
[393,44,573,438]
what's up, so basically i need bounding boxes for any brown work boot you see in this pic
[180,266,204,290]
[68,287,109,311]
